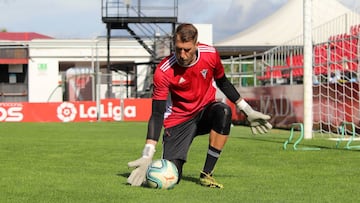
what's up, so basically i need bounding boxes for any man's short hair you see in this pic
[174,23,198,44]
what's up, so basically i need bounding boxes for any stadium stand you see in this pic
[257,23,359,84]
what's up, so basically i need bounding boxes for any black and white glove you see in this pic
[127,144,155,186]
[237,99,272,135]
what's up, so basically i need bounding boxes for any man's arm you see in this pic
[215,75,272,134]
[146,99,167,142]
[127,99,167,186]
[215,74,241,103]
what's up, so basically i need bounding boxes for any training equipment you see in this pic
[335,122,360,150]
[146,159,178,189]
[283,123,321,151]
[199,171,224,189]
[127,144,156,186]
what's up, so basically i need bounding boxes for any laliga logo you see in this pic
[57,101,137,122]
[57,102,77,122]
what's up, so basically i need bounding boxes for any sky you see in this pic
[0,0,359,43]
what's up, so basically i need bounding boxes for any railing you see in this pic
[101,0,178,18]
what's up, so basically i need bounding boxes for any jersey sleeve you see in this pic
[152,61,170,100]
[213,50,226,80]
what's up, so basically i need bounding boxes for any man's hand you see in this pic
[246,110,272,134]
[236,99,272,135]
[127,144,155,186]
[127,157,152,186]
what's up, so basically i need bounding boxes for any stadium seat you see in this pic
[272,67,284,78]
[257,66,272,80]
[257,66,284,81]
[284,55,304,78]
[283,68,304,78]
[314,44,327,64]
[314,66,327,75]
[328,35,337,49]
[293,67,304,77]
[313,44,328,75]
[347,61,358,71]
[329,46,343,71]
[348,25,359,60]
[294,55,304,67]
[286,55,304,67]
[350,24,360,36]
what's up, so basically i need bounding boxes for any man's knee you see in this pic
[211,103,232,135]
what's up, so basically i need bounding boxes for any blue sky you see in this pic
[0,0,359,43]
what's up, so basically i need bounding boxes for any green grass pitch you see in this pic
[1,122,360,202]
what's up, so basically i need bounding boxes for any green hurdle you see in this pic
[335,122,360,150]
[283,123,321,151]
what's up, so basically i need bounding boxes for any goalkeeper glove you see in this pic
[237,99,272,135]
[127,144,155,186]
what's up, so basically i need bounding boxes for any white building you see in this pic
[28,38,152,102]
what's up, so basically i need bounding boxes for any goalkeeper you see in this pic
[127,23,272,189]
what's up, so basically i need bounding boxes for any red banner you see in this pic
[0,98,152,122]
[123,98,152,121]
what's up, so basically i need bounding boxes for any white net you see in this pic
[223,2,360,138]
[313,24,360,137]
[262,6,360,138]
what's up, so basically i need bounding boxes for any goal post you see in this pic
[303,0,313,139]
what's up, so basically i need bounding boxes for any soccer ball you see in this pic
[146,159,179,189]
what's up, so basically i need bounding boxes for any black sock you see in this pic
[201,145,222,177]
[170,159,184,184]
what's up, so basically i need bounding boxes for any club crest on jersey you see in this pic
[201,69,208,79]
[179,77,186,84]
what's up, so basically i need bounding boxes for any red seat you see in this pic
[272,70,283,78]
[313,44,329,75]
[347,61,358,71]
[314,66,327,75]
[283,67,303,78]
[284,55,304,78]
[257,66,284,80]
[293,68,303,77]
[314,44,327,65]
[257,66,271,80]
[286,55,304,67]
[350,24,360,36]
[348,25,359,60]
[330,49,343,71]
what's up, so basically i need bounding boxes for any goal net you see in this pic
[223,5,360,138]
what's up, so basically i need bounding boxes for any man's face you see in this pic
[174,36,198,67]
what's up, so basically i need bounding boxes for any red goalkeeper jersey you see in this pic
[152,43,225,128]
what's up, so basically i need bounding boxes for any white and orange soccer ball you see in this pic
[146,159,179,189]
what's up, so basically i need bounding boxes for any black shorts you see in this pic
[162,102,232,162]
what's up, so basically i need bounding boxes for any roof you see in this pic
[0,32,53,41]
[216,0,360,47]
